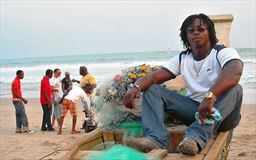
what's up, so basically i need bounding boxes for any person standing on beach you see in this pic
[61,71,73,96]
[124,13,243,155]
[11,70,33,133]
[57,85,90,135]
[50,68,62,128]
[72,66,97,98]
[40,69,55,131]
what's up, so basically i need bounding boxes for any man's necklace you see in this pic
[192,49,211,77]
[193,58,206,77]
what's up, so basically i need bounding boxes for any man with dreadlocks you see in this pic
[124,13,243,155]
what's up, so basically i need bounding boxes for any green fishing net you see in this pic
[118,121,142,137]
[178,88,187,96]
[87,144,148,160]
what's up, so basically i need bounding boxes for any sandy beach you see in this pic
[0,98,255,160]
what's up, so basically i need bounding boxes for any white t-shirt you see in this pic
[164,47,241,103]
[50,77,63,98]
[65,85,90,109]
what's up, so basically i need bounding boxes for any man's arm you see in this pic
[72,79,80,83]
[209,60,243,97]
[50,80,58,91]
[198,59,243,123]
[88,76,97,90]
[90,83,96,89]
[124,68,175,109]
[50,85,57,92]
[43,90,52,106]
[61,81,65,93]
[12,89,28,104]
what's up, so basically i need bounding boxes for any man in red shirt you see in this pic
[40,69,55,131]
[11,70,33,133]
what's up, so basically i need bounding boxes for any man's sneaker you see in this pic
[47,128,55,132]
[15,129,22,133]
[124,137,161,153]
[41,127,47,131]
[177,137,199,155]
[23,130,34,133]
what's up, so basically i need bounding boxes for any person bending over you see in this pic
[57,85,90,135]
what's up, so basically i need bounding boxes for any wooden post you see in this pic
[167,125,187,153]
[209,14,234,47]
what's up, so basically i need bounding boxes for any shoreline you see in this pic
[0,98,255,159]
[1,82,255,104]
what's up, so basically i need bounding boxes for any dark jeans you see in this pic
[142,84,243,150]
[41,104,53,129]
[12,100,29,130]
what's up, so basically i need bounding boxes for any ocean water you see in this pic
[1,48,255,98]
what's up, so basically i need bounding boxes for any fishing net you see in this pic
[93,64,186,131]
[87,144,149,160]
[85,64,187,160]
[118,121,142,137]
[94,64,161,130]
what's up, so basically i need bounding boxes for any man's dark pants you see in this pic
[41,104,53,130]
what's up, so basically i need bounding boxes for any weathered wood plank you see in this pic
[62,129,103,150]
[200,136,216,155]
[203,132,229,160]
[102,130,115,142]
[73,151,100,160]
[78,137,104,151]
[167,125,187,153]
[41,151,70,160]
[163,153,205,160]
[113,129,124,144]
[41,146,78,160]
[147,149,168,160]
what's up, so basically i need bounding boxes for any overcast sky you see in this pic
[1,0,255,59]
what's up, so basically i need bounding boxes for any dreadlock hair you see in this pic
[179,13,218,52]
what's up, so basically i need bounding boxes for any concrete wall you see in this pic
[209,14,234,47]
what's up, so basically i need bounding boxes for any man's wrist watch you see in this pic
[130,83,141,92]
[204,91,217,101]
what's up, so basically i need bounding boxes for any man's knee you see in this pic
[144,84,169,95]
[143,84,160,99]
[146,84,160,92]
[234,84,243,97]
[218,84,243,132]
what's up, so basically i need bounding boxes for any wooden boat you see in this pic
[40,14,235,160]
[40,125,233,160]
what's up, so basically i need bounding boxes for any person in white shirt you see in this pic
[57,85,90,134]
[124,13,243,155]
[50,68,63,128]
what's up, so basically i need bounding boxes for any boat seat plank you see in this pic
[74,151,100,160]
[163,153,205,160]
[102,130,115,142]
[62,129,103,150]
[203,132,229,160]
[147,149,168,160]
